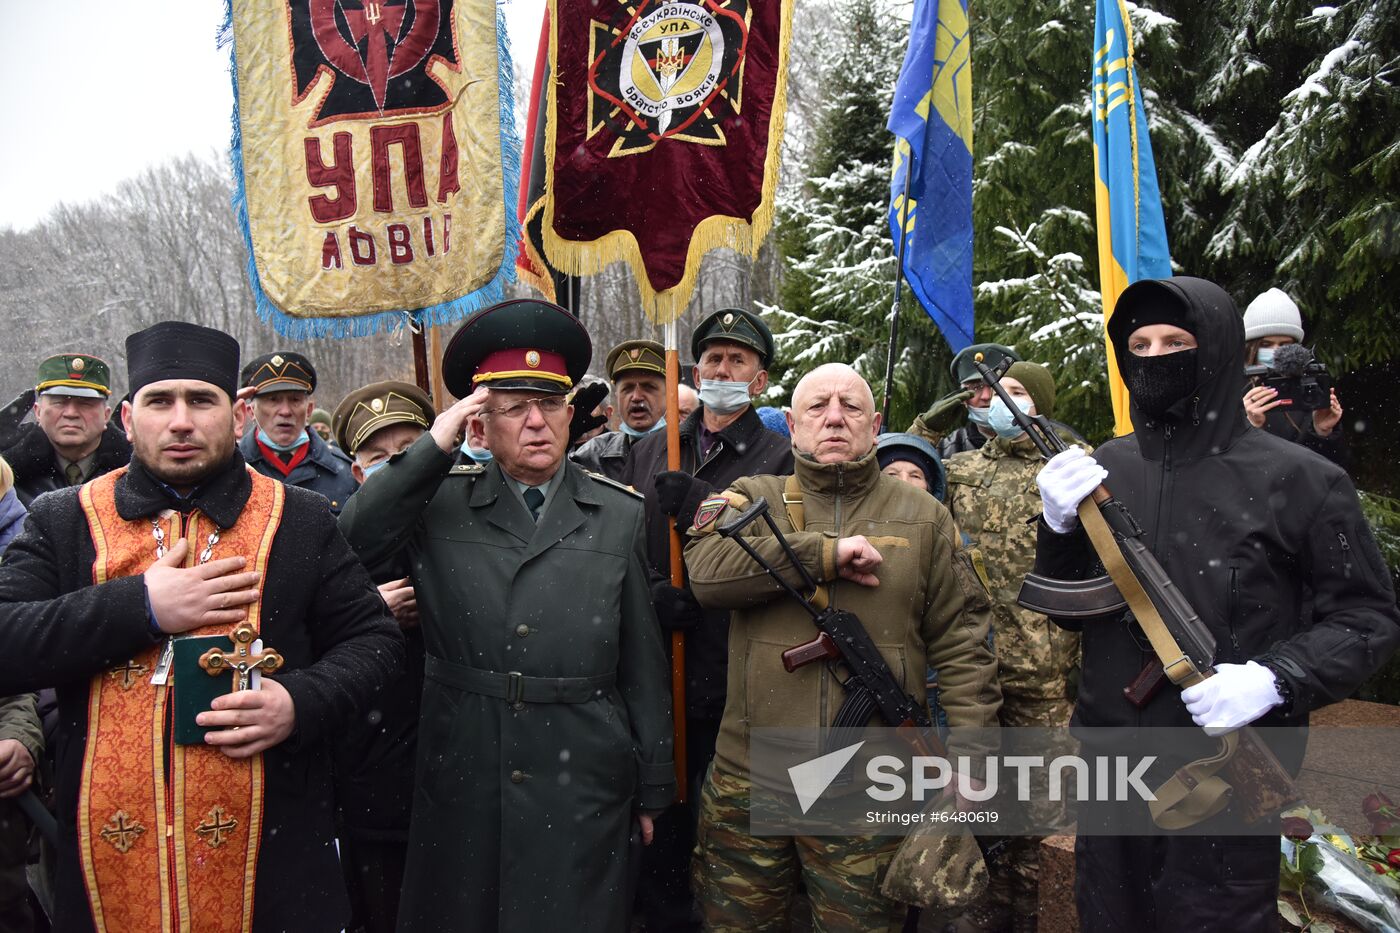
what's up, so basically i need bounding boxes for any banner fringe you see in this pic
[539,0,794,324]
[221,0,522,340]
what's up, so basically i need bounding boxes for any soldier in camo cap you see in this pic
[942,360,1084,933]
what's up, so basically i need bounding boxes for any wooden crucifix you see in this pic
[198,622,284,691]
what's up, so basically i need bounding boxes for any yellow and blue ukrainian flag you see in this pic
[887,0,974,352]
[1093,0,1173,434]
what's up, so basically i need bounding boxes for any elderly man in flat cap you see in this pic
[238,351,357,513]
[571,339,668,481]
[339,299,675,933]
[329,380,438,933]
[0,321,402,933]
[0,353,132,507]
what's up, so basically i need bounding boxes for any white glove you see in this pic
[1180,661,1284,737]
[1036,448,1107,534]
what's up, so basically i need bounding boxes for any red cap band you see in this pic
[472,348,572,386]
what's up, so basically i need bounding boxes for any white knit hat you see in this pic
[1243,288,1304,342]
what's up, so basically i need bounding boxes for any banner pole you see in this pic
[664,318,688,803]
[881,147,914,426]
[411,318,432,399]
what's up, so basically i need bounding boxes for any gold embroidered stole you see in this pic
[76,466,284,933]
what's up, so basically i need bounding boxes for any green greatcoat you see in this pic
[338,435,676,933]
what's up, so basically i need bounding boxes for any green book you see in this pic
[172,635,236,746]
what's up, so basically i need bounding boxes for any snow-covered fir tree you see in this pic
[762,0,953,428]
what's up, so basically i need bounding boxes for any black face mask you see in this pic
[1122,349,1198,418]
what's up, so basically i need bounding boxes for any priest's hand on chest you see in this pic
[144,539,263,634]
[196,678,297,758]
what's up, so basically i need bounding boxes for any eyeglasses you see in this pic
[480,396,569,420]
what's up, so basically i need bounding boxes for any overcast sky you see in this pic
[0,0,544,232]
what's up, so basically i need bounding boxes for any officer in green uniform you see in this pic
[330,380,437,933]
[338,299,676,933]
[943,361,1083,933]
[0,354,132,506]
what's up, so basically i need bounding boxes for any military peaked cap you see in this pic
[951,343,1020,385]
[442,299,591,397]
[35,353,113,398]
[242,352,317,396]
[605,340,666,381]
[691,308,775,366]
[333,381,435,455]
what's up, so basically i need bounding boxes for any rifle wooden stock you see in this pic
[1226,725,1302,822]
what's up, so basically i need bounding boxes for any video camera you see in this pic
[1244,344,1332,412]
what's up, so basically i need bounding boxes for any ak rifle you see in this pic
[974,354,1298,826]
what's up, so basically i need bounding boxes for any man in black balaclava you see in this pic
[1031,277,1400,930]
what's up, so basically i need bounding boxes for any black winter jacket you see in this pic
[1035,276,1399,735]
[618,405,793,718]
[239,427,358,514]
[2,422,132,507]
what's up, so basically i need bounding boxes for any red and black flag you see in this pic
[516,7,565,302]
[541,0,794,321]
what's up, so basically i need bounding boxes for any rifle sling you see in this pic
[1076,500,1203,688]
[1075,498,1235,829]
[783,474,867,739]
[783,474,829,610]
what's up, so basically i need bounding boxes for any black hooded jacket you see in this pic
[1035,277,1399,732]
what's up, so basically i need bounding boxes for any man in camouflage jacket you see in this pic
[943,360,1081,933]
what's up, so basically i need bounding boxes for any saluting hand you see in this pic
[430,386,492,453]
[835,536,882,587]
[198,677,297,758]
[144,539,262,635]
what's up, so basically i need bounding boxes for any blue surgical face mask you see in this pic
[257,427,310,453]
[361,460,388,479]
[619,416,665,439]
[988,396,1034,438]
[460,438,493,463]
[1256,348,1276,367]
[698,375,759,416]
[966,404,992,428]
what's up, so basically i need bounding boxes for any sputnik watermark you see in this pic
[864,752,1157,804]
[787,741,1156,814]
[748,725,1398,836]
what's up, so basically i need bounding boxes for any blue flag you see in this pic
[1092,0,1172,433]
[887,0,974,352]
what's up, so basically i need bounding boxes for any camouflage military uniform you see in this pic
[693,765,906,933]
[945,433,1083,924]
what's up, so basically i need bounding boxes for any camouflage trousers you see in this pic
[991,693,1074,917]
[692,764,906,933]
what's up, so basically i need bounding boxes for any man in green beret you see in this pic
[331,380,437,933]
[572,338,668,481]
[0,353,132,506]
[238,351,357,513]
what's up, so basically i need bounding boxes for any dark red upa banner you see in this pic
[542,0,793,321]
